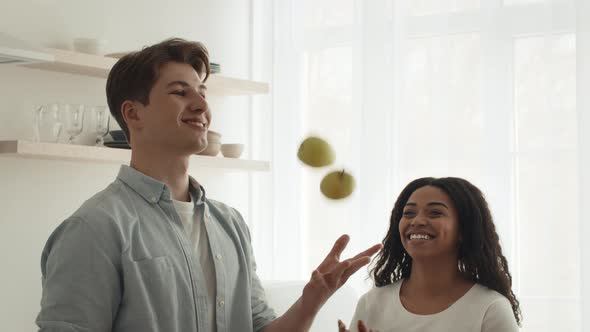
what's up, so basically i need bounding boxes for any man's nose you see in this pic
[189,91,208,113]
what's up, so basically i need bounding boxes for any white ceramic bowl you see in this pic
[207,130,221,144]
[198,142,221,156]
[221,144,244,158]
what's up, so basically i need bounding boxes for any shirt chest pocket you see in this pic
[128,256,171,284]
[120,256,178,321]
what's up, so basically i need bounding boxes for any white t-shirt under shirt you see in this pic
[349,280,519,332]
[173,194,217,332]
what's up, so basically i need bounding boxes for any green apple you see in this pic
[297,136,335,167]
[320,169,355,199]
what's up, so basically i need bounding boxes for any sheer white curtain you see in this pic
[265,0,588,330]
[577,0,590,329]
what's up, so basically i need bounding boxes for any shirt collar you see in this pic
[117,165,206,204]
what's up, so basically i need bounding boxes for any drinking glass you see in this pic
[90,106,111,146]
[33,103,62,143]
[62,104,85,144]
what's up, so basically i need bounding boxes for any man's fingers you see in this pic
[318,234,350,270]
[351,243,383,260]
[328,234,350,261]
[340,256,371,284]
[318,238,381,273]
[335,243,382,282]
[325,260,352,286]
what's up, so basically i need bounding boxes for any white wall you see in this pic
[0,0,265,330]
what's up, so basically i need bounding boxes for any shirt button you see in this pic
[216,254,222,260]
[151,197,157,203]
[218,299,225,306]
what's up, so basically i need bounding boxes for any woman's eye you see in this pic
[429,211,443,217]
[172,90,186,96]
[403,211,415,217]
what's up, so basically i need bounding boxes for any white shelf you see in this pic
[18,48,269,96]
[0,140,270,172]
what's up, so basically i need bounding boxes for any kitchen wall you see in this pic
[0,0,269,329]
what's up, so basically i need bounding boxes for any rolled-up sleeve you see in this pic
[36,217,121,332]
[249,251,276,332]
[233,210,277,332]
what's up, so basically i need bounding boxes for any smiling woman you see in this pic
[399,186,461,260]
[340,177,521,332]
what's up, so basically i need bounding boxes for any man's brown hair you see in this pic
[105,38,210,143]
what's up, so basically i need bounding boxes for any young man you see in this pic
[36,38,381,332]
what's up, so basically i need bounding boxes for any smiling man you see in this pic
[35,38,381,332]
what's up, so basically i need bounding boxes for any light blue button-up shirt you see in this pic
[36,165,276,332]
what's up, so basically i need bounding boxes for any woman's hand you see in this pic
[338,319,377,332]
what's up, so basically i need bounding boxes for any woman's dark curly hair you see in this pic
[371,177,522,325]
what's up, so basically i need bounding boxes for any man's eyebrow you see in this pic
[166,80,190,88]
[166,81,207,90]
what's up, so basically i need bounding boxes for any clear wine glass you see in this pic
[62,104,85,144]
[90,106,111,146]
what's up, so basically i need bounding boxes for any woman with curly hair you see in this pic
[338,177,521,332]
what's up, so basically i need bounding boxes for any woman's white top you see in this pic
[349,280,519,332]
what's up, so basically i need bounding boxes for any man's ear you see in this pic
[121,100,142,131]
